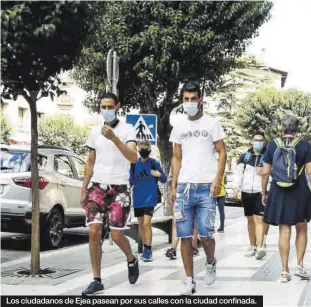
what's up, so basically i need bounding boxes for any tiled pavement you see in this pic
[1,207,311,306]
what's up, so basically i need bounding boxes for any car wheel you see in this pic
[41,208,64,249]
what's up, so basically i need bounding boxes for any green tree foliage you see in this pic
[73,1,272,172]
[219,112,249,170]
[236,88,311,142]
[1,2,93,101]
[38,115,88,156]
[0,112,12,144]
[1,1,93,275]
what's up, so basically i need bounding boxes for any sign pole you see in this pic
[106,49,119,95]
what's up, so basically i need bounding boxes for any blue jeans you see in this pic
[174,183,216,239]
[217,196,225,229]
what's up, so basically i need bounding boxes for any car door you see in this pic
[69,155,86,216]
[54,154,81,216]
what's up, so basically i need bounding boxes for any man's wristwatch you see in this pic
[262,191,267,195]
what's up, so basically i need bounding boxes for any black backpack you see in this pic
[130,159,162,204]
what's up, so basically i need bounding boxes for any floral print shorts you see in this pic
[84,183,131,229]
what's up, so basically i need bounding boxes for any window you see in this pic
[70,156,85,180]
[18,107,27,129]
[0,151,47,173]
[54,155,74,178]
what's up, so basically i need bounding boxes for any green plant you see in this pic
[38,115,88,155]
[236,88,311,141]
[0,112,12,144]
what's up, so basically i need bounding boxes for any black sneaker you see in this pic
[82,280,104,296]
[165,247,177,260]
[128,256,139,284]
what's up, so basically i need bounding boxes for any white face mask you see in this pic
[183,102,199,116]
[101,110,116,122]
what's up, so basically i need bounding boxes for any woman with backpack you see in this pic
[261,115,311,283]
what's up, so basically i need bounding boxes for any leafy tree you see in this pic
[214,54,279,168]
[0,112,12,144]
[1,1,92,275]
[236,88,311,141]
[218,112,249,170]
[72,1,272,212]
[38,115,88,156]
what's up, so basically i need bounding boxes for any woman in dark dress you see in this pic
[261,115,311,283]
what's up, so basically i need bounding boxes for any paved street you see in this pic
[1,207,311,306]
[1,228,90,263]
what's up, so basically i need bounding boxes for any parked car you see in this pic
[0,144,86,248]
[225,171,242,207]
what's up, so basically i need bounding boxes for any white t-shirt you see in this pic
[169,116,225,183]
[86,121,136,185]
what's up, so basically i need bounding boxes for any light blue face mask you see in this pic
[101,110,116,122]
[183,102,199,117]
[253,142,264,152]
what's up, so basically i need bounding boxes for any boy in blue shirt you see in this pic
[130,140,167,261]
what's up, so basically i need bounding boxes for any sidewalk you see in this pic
[1,207,311,306]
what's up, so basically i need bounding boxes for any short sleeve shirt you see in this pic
[169,116,226,183]
[86,121,136,185]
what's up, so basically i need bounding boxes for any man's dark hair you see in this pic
[252,131,266,139]
[181,81,201,98]
[100,92,118,105]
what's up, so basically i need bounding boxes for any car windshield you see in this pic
[0,151,47,173]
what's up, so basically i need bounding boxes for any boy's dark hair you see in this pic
[138,140,151,147]
[100,92,118,105]
[181,81,201,98]
[252,131,266,139]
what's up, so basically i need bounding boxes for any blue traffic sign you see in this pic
[126,114,157,145]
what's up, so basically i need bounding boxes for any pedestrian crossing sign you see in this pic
[126,114,157,145]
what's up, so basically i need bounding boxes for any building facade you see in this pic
[1,72,101,144]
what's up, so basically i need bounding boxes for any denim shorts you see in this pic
[174,183,216,239]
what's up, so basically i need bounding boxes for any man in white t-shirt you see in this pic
[80,92,139,296]
[170,81,227,295]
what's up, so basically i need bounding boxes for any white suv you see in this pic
[0,145,86,248]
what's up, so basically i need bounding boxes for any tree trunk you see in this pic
[28,94,40,276]
[157,83,179,216]
[158,136,173,216]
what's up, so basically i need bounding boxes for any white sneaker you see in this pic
[281,271,291,283]
[204,258,216,285]
[256,247,266,260]
[180,277,196,295]
[294,265,310,280]
[245,245,256,257]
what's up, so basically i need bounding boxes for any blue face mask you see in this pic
[101,110,116,122]
[183,102,199,117]
[253,142,264,152]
